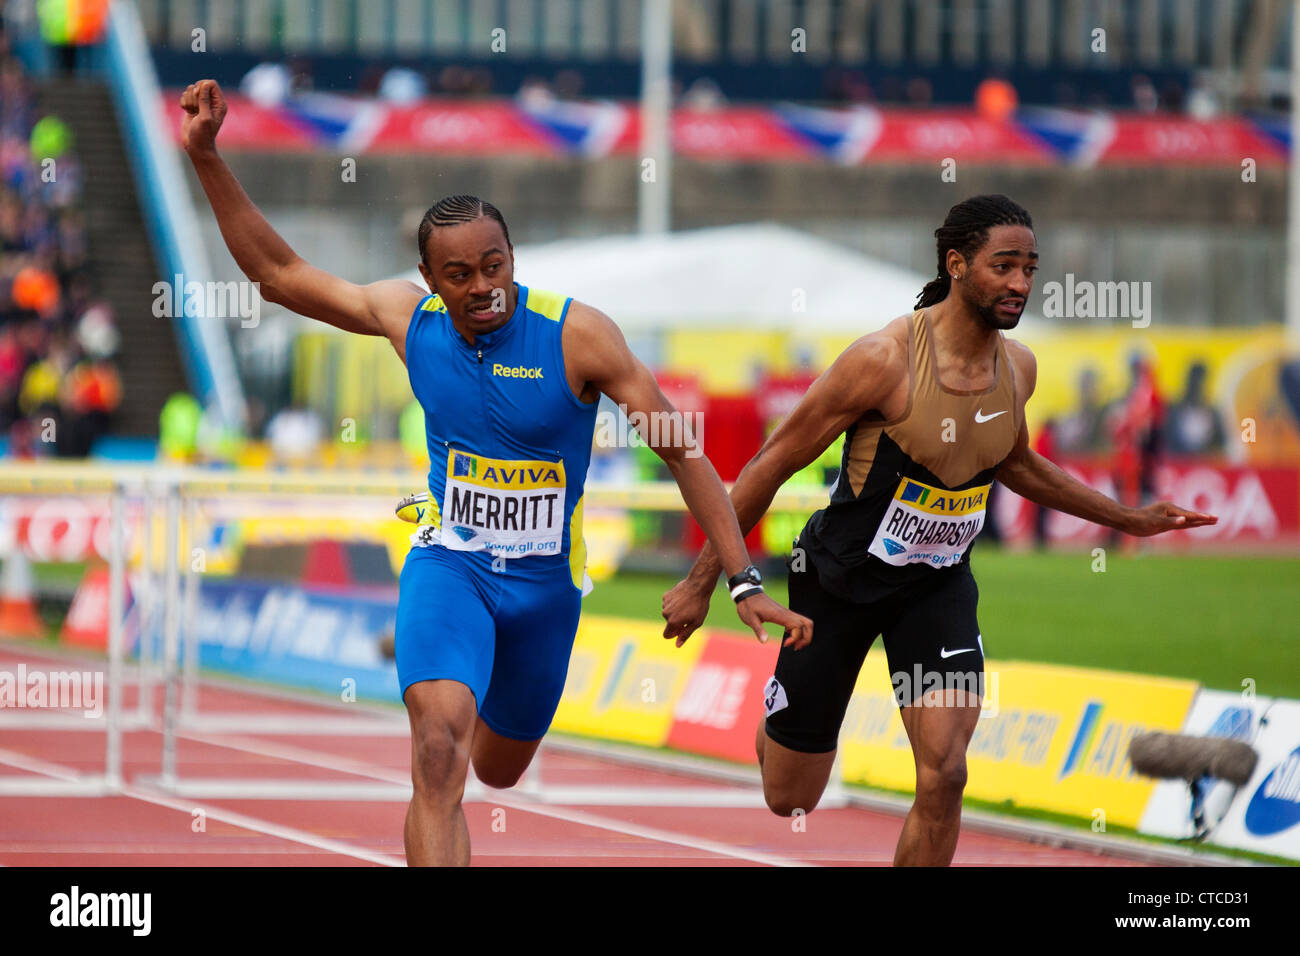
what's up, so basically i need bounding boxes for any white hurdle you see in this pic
[0,466,142,795]
[1,462,826,807]
[140,470,415,799]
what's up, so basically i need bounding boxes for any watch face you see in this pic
[730,565,763,590]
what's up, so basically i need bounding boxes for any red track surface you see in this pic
[0,645,1151,866]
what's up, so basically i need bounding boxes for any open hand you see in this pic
[734,592,813,650]
[1123,501,1218,536]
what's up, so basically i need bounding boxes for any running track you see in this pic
[0,643,1153,866]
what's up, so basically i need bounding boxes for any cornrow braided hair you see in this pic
[417,194,512,267]
[915,194,1033,309]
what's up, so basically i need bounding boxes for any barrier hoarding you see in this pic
[839,653,1197,827]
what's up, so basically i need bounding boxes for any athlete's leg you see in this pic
[893,689,981,866]
[758,559,877,816]
[471,719,542,789]
[403,679,478,866]
[881,570,985,866]
[473,560,582,789]
[754,719,837,816]
[395,547,497,866]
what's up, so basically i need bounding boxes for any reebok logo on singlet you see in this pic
[493,364,544,379]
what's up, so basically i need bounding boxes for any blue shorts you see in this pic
[394,545,583,741]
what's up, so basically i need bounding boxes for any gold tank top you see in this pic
[800,310,1021,601]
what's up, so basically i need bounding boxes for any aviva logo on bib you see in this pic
[451,451,563,489]
[897,479,987,515]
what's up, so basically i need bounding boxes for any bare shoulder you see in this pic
[364,279,428,352]
[559,299,638,396]
[561,299,628,362]
[833,314,910,386]
[1003,335,1038,398]
[366,278,428,324]
[563,299,619,340]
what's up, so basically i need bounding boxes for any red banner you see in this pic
[0,499,122,563]
[1096,116,1284,166]
[159,92,1290,166]
[666,630,775,763]
[670,108,811,161]
[868,110,1049,163]
[998,460,1300,545]
[367,101,554,154]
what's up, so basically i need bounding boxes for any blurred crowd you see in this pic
[0,25,121,459]
[1012,355,1227,547]
[1047,356,1227,464]
[825,70,1231,116]
[244,56,1231,118]
[240,58,502,107]
[235,52,1243,119]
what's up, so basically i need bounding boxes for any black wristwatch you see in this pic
[727,565,764,603]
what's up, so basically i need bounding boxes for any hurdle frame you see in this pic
[0,465,144,795]
[1,461,827,807]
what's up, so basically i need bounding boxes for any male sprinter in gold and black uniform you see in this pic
[662,195,1216,866]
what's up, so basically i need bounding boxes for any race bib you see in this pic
[867,477,989,569]
[440,450,567,557]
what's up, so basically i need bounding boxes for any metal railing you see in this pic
[135,0,1292,71]
[105,0,248,429]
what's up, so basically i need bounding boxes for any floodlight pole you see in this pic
[639,0,672,235]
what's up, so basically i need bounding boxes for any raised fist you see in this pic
[179,79,227,154]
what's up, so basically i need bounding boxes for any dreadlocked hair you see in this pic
[417,194,511,267]
[915,194,1033,309]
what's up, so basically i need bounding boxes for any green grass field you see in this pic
[582,550,1300,699]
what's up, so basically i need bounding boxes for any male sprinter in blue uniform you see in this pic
[180,79,811,866]
[663,194,1216,865]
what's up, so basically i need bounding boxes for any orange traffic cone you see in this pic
[0,551,45,639]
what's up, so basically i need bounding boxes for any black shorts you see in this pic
[763,559,985,754]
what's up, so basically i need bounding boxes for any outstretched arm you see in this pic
[662,333,906,645]
[996,344,1216,535]
[996,424,1216,535]
[179,80,423,359]
[564,303,812,648]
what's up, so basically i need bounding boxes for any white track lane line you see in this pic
[484,798,811,867]
[4,844,388,857]
[119,785,406,867]
[170,727,409,781]
[0,746,85,780]
[179,729,810,867]
[0,745,405,866]
[0,646,805,866]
